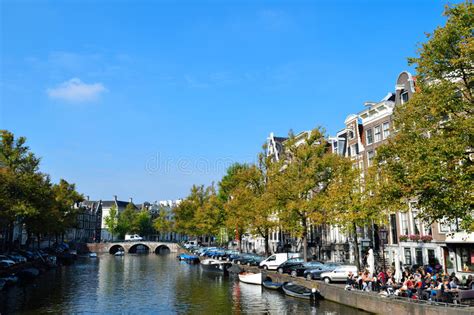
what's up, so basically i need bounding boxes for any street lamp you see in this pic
[379,228,388,273]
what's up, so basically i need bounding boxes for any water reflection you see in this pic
[0,255,371,314]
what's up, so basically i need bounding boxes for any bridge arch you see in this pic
[155,245,171,255]
[129,243,150,254]
[109,244,125,254]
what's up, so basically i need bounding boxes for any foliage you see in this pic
[378,1,474,232]
[104,206,119,241]
[133,209,153,237]
[116,203,138,238]
[152,206,173,235]
[269,128,338,261]
[0,130,84,249]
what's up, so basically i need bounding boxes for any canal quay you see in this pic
[0,253,371,314]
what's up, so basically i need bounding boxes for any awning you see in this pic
[445,232,474,243]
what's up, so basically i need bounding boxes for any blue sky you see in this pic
[0,0,457,202]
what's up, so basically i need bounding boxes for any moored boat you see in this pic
[282,282,321,300]
[238,272,263,285]
[262,277,283,290]
[89,252,98,258]
[114,250,125,256]
[177,253,200,263]
[200,259,231,273]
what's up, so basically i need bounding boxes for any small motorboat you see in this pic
[200,259,232,273]
[238,272,263,285]
[177,253,200,263]
[89,252,98,258]
[114,250,125,256]
[262,277,283,290]
[282,282,321,300]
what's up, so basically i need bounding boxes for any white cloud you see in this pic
[47,78,107,103]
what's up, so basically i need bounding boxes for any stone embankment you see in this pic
[239,265,474,315]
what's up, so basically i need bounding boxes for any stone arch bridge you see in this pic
[87,242,181,255]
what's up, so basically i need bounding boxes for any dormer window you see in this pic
[401,91,409,104]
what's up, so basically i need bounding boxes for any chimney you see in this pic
[129,197,133,203]
[113,195,117,201]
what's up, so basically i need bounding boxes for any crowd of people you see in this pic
[345,265,474,304]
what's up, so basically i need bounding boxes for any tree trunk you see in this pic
[264,229,269,256]
[302,217,308,262]
[353,222,361,272]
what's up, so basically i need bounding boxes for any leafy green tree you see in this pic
[51,179,84,239]
[104,206,119,241]
[133,210,153,238]
[153,206,173,238]
[270,128,337,261]
[117,203,138,239]
[378,1,474,232]
[219,164,254,251]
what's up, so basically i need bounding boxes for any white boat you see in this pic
[200,259,232,273]
[114,250,125,256]
[238,272,263,285]
[89,252,98,258]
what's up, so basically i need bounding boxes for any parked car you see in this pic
[320,265,358,283]
[0,260,16,268]
[8,253,27,263]
[0,255,16,267]
[276,258,305,274]
[125,234,143,241]
[240,255,264,266]
[259,253,301,270]
[289,261,324,277]
[304,263,342,280]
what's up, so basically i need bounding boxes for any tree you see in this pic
[219,164,253,251]
[133,210,153,238]
[378,1,474,232]
[0,130,50,250]
[324,158,389,271]
[104,206,119,241]
[51,179,84,239]
[226,153,278,256]
[270,128,337,261]
[153,206,173,239]
[117,203,138,239]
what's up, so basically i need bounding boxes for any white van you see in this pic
[259,253,301,270]
[125,234,143,242]
[184,240,198,249]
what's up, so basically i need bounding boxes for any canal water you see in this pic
[1,254,371,314]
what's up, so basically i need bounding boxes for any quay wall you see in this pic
[241,266,474,315]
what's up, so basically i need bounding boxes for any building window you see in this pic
[367,150,375,166]
[350,144,358,157]
[390,214,398,244]
[366,128,373,144]
[374,125,382,142]
[383,122,390,139]
[458,248,474,272]
[415,248,423,266]
[404,248,412,265]
[401,91,409,104]
[428,249,436,266]
[401,213,409,235]
[412,210,421,235]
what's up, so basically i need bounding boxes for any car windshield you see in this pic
[287,258,303,263]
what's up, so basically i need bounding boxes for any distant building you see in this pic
[98,195,138,241]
